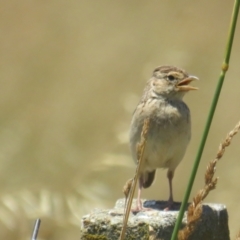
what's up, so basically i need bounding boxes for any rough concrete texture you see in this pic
[80,199,230,240]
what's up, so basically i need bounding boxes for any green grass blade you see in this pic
[170,1,240,239]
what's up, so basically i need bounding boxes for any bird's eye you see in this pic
[167,75,176,81]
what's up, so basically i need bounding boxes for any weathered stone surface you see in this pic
[80,199,230,240]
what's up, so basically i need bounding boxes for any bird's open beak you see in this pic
[177,76,199,91]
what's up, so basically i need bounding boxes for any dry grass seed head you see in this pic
[178,121,240,240]
[137,118,150,162]
[122,178,133,199]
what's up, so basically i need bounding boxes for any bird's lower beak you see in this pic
[177,76,199,91]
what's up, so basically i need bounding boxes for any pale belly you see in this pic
[129,99,191,172]
[142,122,190,171]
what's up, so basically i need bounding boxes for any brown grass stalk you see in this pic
[119,118,150,240]
[178,121,240,240]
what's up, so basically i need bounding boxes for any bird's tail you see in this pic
[142,170,156,188]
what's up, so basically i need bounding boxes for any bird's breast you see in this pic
[130,98,191,171]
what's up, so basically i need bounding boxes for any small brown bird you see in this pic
[129,65,198,211]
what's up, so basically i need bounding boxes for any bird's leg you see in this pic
[136,176,143,210]
[131,176,145,213]
[131,175,152,213]
[168,169,174,204]
[130,176,143,212]
[164,169,174,211]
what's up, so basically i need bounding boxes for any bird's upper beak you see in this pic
[177,76,199,91]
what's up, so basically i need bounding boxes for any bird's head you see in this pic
[149,65,199,99]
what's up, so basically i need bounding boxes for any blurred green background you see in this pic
[0,1,240,239]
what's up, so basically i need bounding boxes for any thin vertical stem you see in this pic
[31,219,41,240]
[171,1,240,239]
[119,119,149,240]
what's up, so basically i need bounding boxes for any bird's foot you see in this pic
[131,206,151,213]
[131,199,151,213]
[163,199,174,211]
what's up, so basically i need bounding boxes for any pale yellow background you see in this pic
[0,1,240,239]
